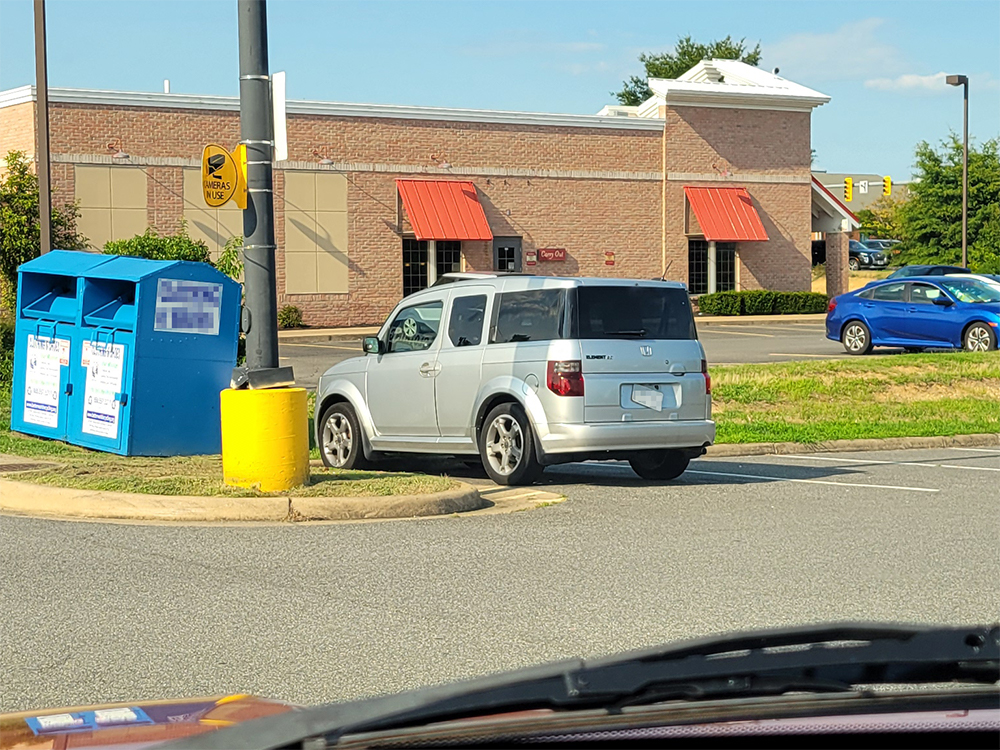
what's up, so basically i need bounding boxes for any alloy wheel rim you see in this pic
[323,413,353,467]
[485,415,523,476]
[845,325,866,351]
[967,326,990,352]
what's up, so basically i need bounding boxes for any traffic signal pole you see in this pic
[237,0,279,371]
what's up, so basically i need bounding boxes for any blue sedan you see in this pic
[826,276,1000,354]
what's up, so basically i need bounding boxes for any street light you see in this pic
[946,74,969,268]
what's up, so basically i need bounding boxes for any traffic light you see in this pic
[883,176,892,196]
[844,177,853,202]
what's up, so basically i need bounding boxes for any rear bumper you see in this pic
[535,419,715,456]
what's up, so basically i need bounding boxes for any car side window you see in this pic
[857,288,875,300]
[490,289,566,344]
[909,283,943,304]
[385,300,444,353]
[872,282,906,302]
[448,294,487,347]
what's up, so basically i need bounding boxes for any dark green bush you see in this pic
[104,223,210,263]
[697,290,829,316]
[277,305,304,329]
[0,312,14,389]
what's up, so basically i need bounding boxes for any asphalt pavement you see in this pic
[2,446,998,712]
[280,320,850,388]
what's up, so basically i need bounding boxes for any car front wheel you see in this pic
[842,320,873,355]
[629,450,690,481]
[964,323,997,352]
[319,402,369,470]
[479,403,543,486]
[848,257,860,271]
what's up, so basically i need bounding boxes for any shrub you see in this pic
[278,305,304,329]
[0,312,14,389]
[104,222,210,263]
[696,290,829,316]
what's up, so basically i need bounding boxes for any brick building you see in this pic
[0,59,857,326]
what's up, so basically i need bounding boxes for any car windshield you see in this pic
[939,278,1000,303]
[576,285,696,339]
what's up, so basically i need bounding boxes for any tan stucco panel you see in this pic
[110,167,147,209]
[284,171,316,212]
[75,166,112,209]
[77,207,111,250]
[284,252,317,295]
[316,173,348,211]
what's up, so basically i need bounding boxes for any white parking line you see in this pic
[947,447,1000,454]
[781,454,1000,472]
[686,469,939,493]
[281,342,362,351]
[706,329,774,337]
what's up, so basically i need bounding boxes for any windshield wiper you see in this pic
[161,622,999,750]
[604,329,647,337]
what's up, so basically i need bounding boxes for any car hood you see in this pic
[0,694,297,750]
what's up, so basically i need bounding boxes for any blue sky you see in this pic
[1,0,997,179]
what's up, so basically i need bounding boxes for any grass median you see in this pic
[712,351,1000,444]
[0,389,454,498]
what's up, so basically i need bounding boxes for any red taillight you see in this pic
[702,359,711,395]
[547,360,584,397]
[827,298,837,313]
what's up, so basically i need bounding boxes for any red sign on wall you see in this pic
[525,250,537,267]
[605,251,616,266]
[538,248,566,262]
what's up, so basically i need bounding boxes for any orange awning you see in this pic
[684,186,768,242]
[396,179,493,241]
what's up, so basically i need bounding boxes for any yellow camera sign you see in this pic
[202,144,247,209]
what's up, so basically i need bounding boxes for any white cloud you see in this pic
[865,71,949,92]
[765,18,906,82]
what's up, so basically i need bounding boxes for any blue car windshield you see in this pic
[939,279,1000,303]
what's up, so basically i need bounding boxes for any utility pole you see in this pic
[238,0,278,371]
[946,74,969,268]
[33,0,52,255]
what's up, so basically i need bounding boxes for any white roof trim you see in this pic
[646,59,830,112]
[812,178,859,229]
[0,85,665,131]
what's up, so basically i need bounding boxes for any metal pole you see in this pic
[238,0,278,370]
[33,0,52,255]
[961,80,968,268]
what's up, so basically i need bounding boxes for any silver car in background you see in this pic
[315,275,715,485]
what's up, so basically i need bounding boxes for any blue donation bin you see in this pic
[11,250,241,456]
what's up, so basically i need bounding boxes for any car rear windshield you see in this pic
[575,285,696,340]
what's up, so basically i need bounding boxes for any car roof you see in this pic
[410,274,687,300]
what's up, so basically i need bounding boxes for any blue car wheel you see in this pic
[842,320,873,355]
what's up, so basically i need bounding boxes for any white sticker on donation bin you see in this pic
[81,341,125,439]
[23,335,70,428]
[154,279,222,335]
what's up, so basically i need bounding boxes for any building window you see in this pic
[493,237,522,272]
[437,241,462,278]
[403,239,428,297]
[687,239,736,295]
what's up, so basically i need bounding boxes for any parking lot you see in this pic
[3,445,997,711]
[279,319,875,387]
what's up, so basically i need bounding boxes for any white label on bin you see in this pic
[23,335,70,428]
[81,341,125,440]
[154,279,222,336]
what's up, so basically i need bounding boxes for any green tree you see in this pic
[614,35,762,106]
[0,151,87,314]
[856,195,904,241]
[103,221,210,262]
[896,135,1000,273]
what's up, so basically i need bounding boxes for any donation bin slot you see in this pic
[20,272,79,323]
[82,277,137,331]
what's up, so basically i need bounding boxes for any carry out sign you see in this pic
[202,144,247,209]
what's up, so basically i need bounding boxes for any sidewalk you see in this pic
[277,314,828,343]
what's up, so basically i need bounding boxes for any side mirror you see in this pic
[363,336,383,354]
[932,296,954,307]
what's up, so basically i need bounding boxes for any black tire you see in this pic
[963,322,997,352]
[841,320,873,355]
[319,402,369,469]
[479,403,543,486]
[629,450,690,481]
[903,347,924,354]
[848,257,860,272]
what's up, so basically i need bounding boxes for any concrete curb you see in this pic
[694,314,827,327]
[279,327,379,344]
[706,433,1000,458]
[0,478,485,523]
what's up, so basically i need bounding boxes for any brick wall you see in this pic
[146,166,184,234]
[0,102,36,163]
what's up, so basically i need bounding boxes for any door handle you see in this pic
[418,362,440,377]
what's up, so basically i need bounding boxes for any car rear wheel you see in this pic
[842,320,873,355]
[963,323,997,352]
[319,402,369,470]
[479,403,543,486]
[629,450,690,481]
[848,257,860,271]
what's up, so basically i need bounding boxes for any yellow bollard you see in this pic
[220,387,310,491]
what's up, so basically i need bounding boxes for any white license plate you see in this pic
[631,386,664,411]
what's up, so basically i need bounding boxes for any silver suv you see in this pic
[315,276,715,485]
